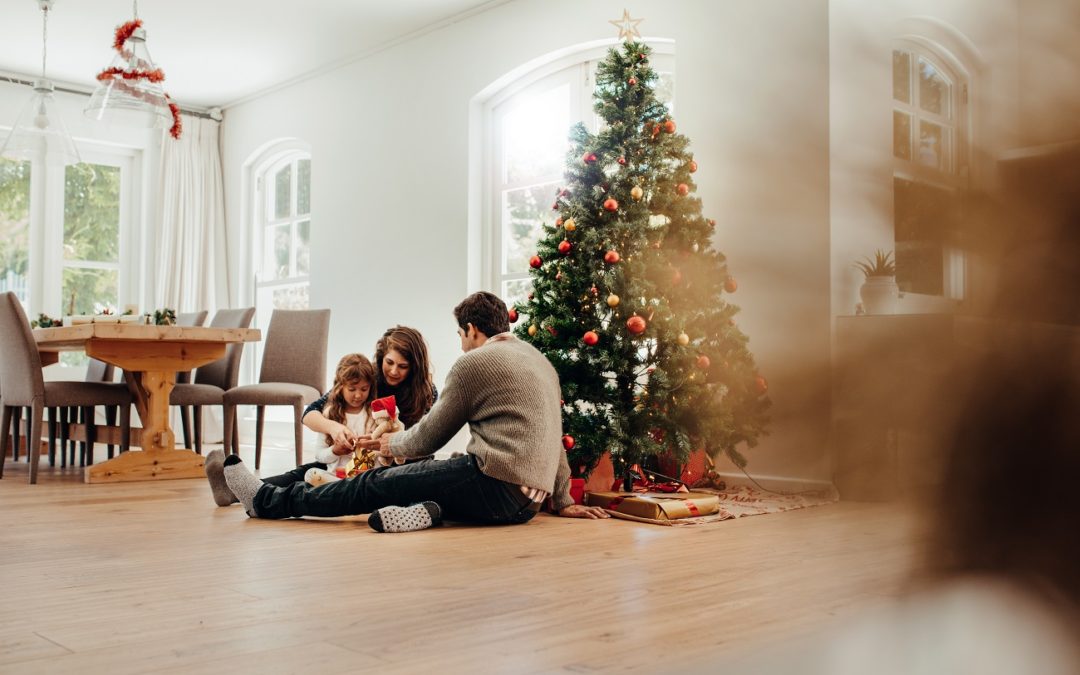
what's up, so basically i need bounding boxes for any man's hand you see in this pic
[558,504,611,519]
[356,432,396,458]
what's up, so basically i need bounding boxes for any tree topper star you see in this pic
[609,9,643,41]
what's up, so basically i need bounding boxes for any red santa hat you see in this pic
[370,395,398,420]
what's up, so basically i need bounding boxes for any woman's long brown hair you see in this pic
[374,326,434,427]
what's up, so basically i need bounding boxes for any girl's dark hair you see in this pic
[374,326,434,427]
[321,353,376,447]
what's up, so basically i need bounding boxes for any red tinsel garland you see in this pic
[97,17,183,139]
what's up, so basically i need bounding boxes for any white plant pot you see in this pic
[860,276,899,315]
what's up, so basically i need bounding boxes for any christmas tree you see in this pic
[513,40,770,487]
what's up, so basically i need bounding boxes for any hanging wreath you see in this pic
[97,19,183,139]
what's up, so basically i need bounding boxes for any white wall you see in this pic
[221,0,833,478]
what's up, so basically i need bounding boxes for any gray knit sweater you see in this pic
[389,334,574,510]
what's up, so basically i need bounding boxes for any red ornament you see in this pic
[527,292,534,300]
[696,355,711,370]
[562,435,575,450]
[547,326,558,336]
[651,123,661,139]
[689,160,698,173]
[583,330,599,346]
[555,271,562,281]
[558,240,572,255]
[603,198,619,212]
[663,119,676,134]
[671,268,683,285]
[724,276,738,293]
[508,308,518,323]
[555,217,563,227]
[604,250,621,264]
[582,152,598,164]
[590,286,598,296]
[755,375,769,395]
[617,156,627,165]
[628,77,638,86]
[529,255,542,269]
[626,315,647,335]
[676,183,690,196]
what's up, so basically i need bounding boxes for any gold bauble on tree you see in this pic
[676,332,689,346]
[528,324,538,336]
[630,185,644,201]
[607,294,620,307]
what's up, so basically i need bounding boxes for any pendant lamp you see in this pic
[0,0,81,165]
[84,0,182,139]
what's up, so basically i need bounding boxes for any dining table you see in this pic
[33,322,261,483]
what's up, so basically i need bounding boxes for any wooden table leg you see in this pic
[86,369,205,484]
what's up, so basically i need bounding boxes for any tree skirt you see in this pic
[606,484,839,527]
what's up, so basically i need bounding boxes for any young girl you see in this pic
[251,353,377,489]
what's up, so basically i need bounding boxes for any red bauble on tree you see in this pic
[562,434,576,450]
[558,240,572,255]
[583,330,599,346]
[604,250,621,264]
[689,159,698,173]
[626,315,647,335]
[628,76,637,86]
[724,275,738,293]
[617,156,627,165]
[755,374,769,395]
[676,183,690,196]
[529,255,542,269]
[582,151,598,164]
[603,198,619,212]
[508,308,518,323]
[696,354,711,370]
[663,119,676,133]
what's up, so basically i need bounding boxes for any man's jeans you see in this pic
[251,453,538,525]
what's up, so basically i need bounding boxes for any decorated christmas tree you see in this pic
[513,40,770,487]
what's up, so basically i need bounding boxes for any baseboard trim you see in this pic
[714,470,835,494]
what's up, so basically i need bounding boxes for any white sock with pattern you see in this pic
[368,502,442,533]
[223,455,263,517]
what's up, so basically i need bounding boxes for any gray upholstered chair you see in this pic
[169,307,255,455]
[222,308,330,469]
[173,310,209,446]
[0,292,132,483]
[62,358,119,466]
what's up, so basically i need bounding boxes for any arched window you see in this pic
[473,41,674,306]
[254,152,311,314]
[892,40,970,300]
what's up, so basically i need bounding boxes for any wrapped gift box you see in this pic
[585,490,720,521]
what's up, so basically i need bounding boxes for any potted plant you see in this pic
[855,249,899,315]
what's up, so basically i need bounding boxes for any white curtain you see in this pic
[154,114,230,315]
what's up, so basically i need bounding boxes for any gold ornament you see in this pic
[677,333,690,346]
[564,218,577,232]
[630,185,644,201]
[607,294,620,308]
[528,324,538,336]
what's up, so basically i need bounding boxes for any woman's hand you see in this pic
[558,504,611,519]
[330,423,357,450]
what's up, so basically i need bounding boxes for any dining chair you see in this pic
[169,307,255,455]
[0,292,132,483]
[61,358,119,467]
[223,308,330,469]
[173,310,209,447]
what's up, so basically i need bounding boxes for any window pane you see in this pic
[272,284,308,310]
[502,278,532,309]
[64,163,120,263]
[892,50,911,103]
[894,177,961,296]
[502,183,555,274]
[0,158,31,304]
[62,267,118,315]
[264,224,291,280]
[502,83,571,184]
[296,219,310,276]
[918,57,950,117]
[274,164,292,219]
[297,159,311,215]
[918,120,947,171]
[893,110,912,161]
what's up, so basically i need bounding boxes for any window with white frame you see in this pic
[0,145,135,367]
[892,44,969,299]
[482,45,674,307]
[254,154,310,315]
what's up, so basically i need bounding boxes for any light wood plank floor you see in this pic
[0,444,925,673]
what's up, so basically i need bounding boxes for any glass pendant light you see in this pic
[84,0,175,131]
[0,0,81,165]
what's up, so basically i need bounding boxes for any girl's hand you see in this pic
[331,442,355,457]
[331,424,357,450]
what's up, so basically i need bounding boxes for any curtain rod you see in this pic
[0,73,220,120]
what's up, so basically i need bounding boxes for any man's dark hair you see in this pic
[454,291,509,338]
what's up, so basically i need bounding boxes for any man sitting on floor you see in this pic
[206,291,608,531]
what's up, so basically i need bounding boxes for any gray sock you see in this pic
[368,502,442,533]
[204,450,239,507]
[223,457,264,517]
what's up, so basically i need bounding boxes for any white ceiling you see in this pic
[0,0,506,110]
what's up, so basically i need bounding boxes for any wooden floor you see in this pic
[0,444,925,673]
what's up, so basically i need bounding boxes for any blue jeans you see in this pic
[250,454,538,525]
